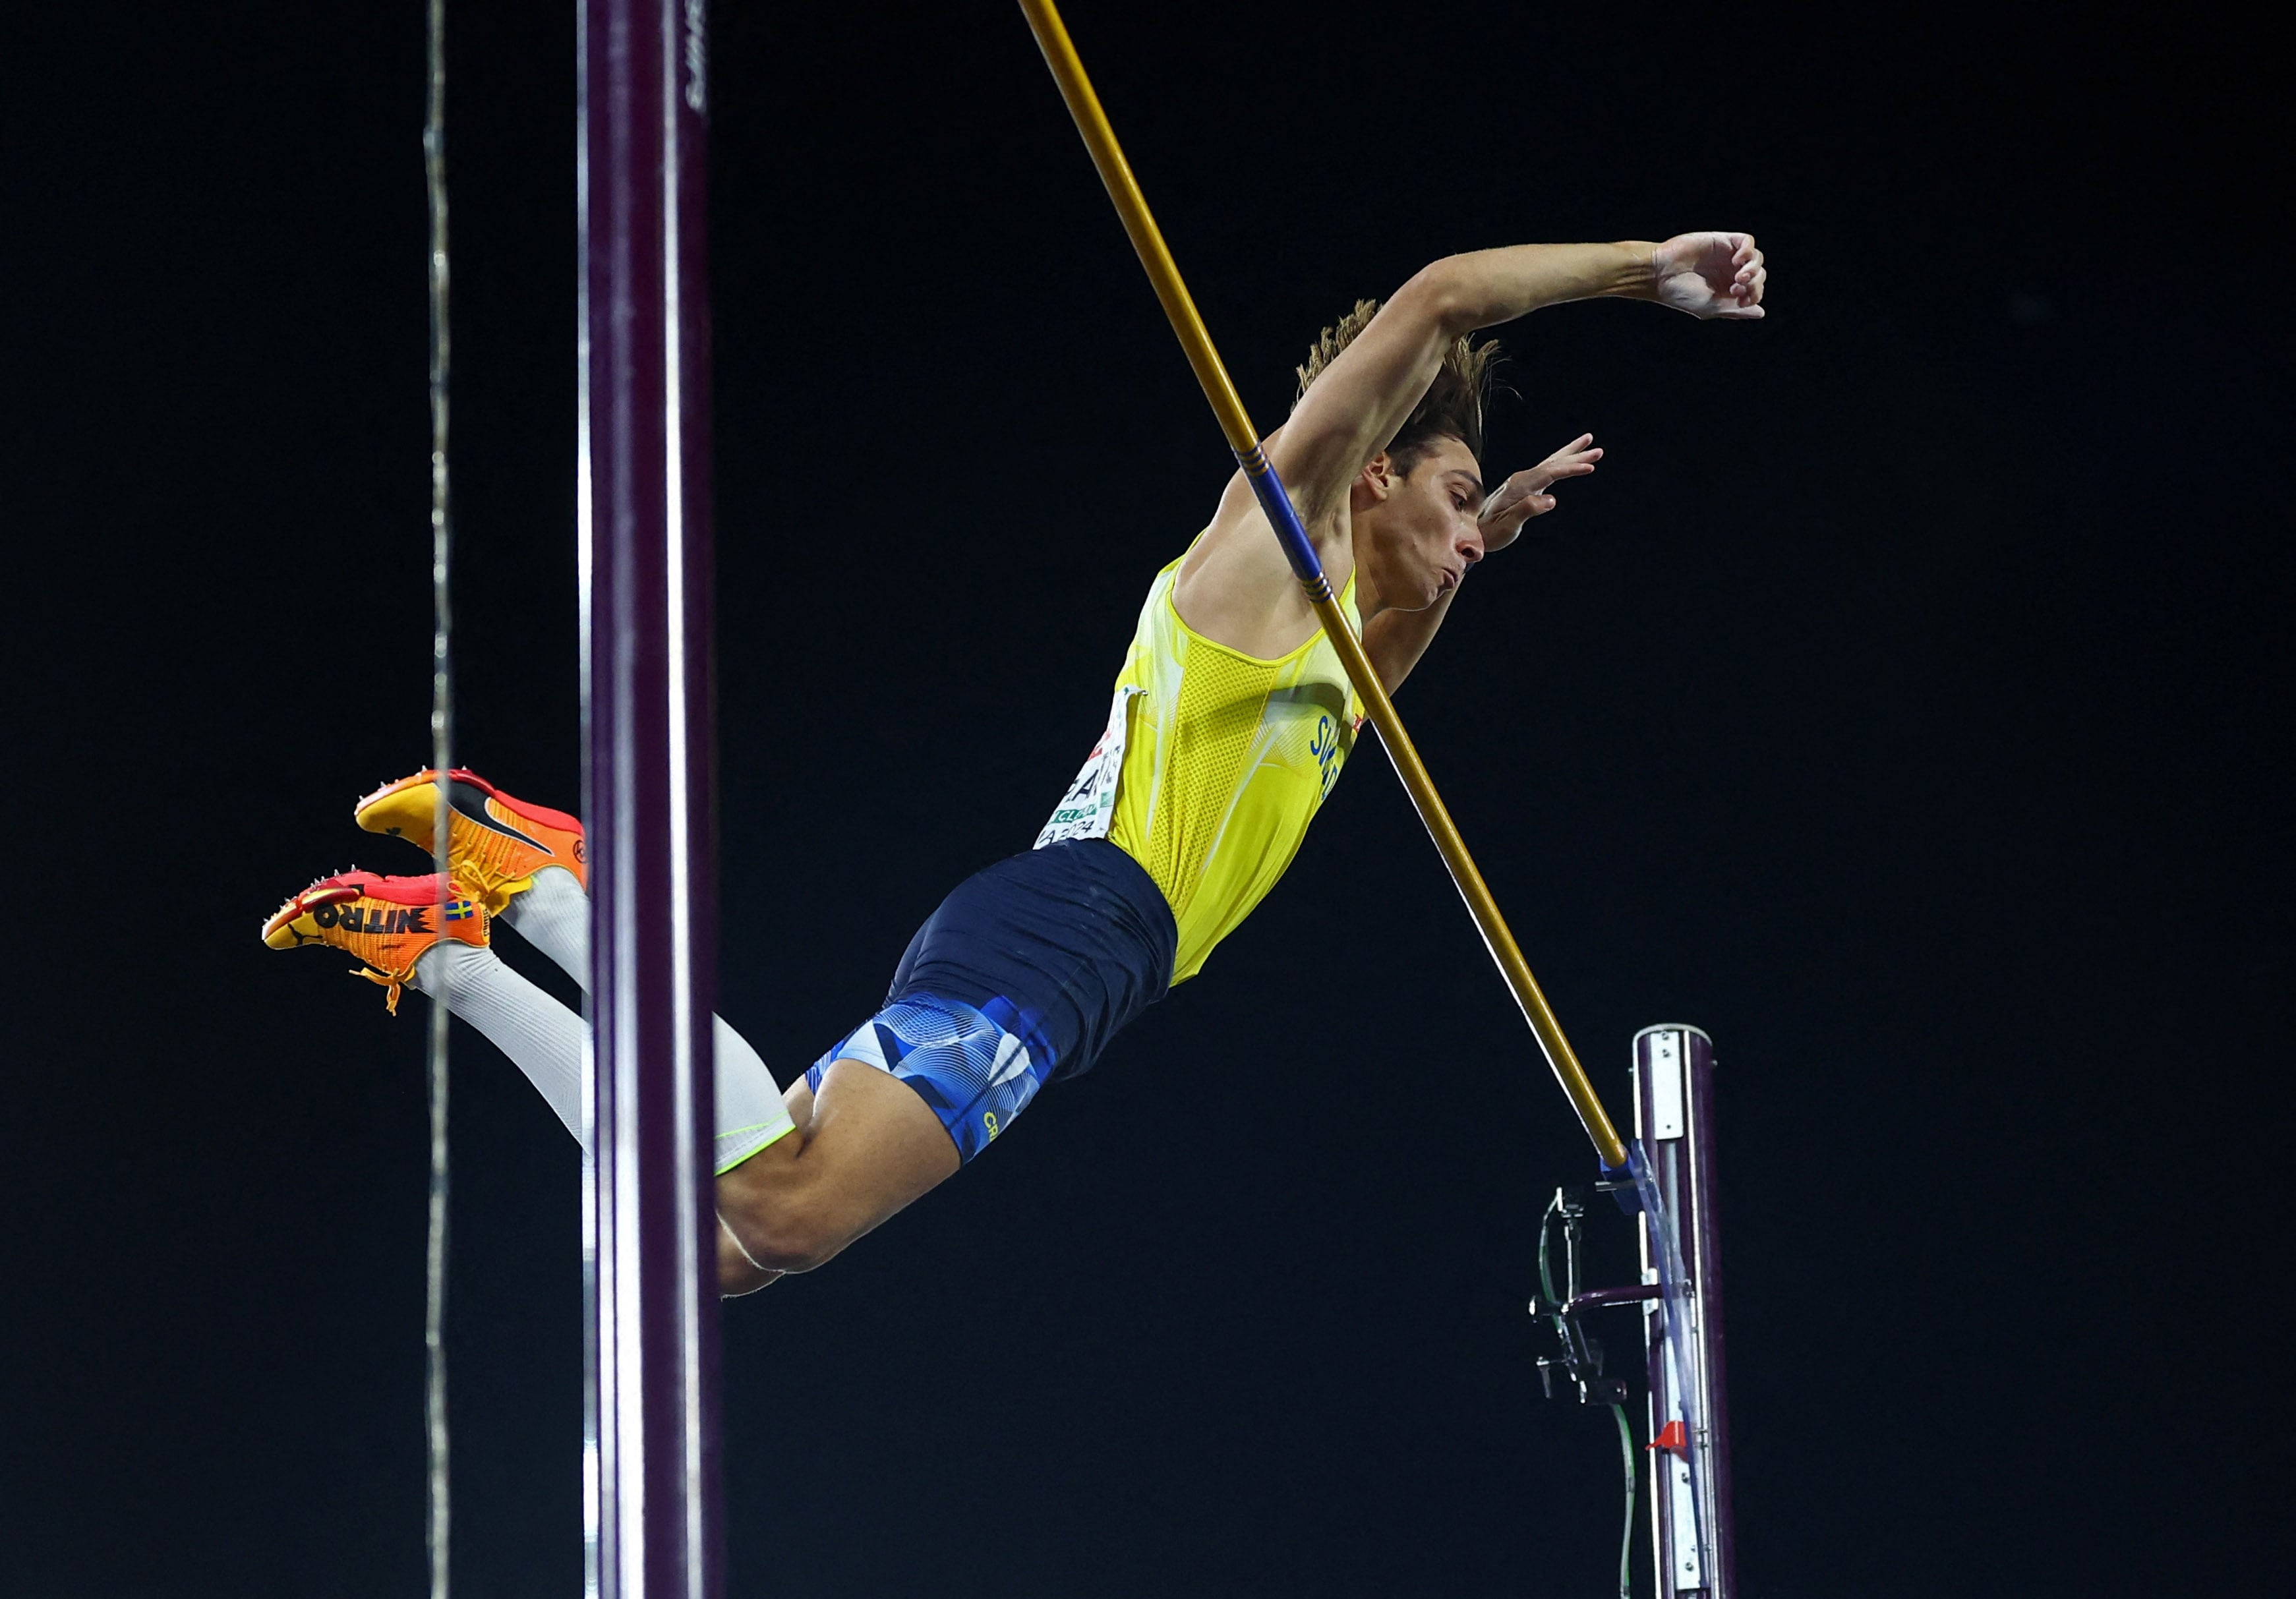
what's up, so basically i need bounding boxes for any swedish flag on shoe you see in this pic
[355,769,586,915]
[261,869,486,1013]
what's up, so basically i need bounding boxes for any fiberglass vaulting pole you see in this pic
[1014,0,1629,1174]
[579,0,722,1594]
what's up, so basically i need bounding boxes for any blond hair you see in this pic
[1295,299,1503,469]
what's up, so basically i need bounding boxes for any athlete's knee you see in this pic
[734,1204,847,1273]
[715,1219,781,1295]
[715,1159,848,1274]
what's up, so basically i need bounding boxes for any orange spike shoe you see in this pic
[355,769,587,916]
[261,870,487,1013]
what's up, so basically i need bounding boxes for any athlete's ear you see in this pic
[1353,451,1397,508]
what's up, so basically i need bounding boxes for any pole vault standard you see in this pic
[579,0,722,1592]
[1632,1026,1734,1597]
[1536,1028,1734,1597]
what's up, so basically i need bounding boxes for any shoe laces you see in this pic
[354,966,409,1015]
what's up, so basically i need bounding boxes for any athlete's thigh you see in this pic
[718,1058,958,1271]
[788,1059,959,1252]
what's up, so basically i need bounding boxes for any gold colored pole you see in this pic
[1016,0,1630,1173]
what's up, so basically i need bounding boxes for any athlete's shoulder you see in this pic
[1171,470,1345,658]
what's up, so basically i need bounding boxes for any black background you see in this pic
[5,1,2287,1594]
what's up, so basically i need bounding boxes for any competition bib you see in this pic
[1034,685,1142,848]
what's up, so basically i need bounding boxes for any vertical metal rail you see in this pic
[1632,1026,1735,1598]
[579,0,722,1592]
[421,0,455,1592]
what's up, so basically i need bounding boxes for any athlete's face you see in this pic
[1352,436,1486,612]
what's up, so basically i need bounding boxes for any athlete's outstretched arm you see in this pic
[1180,234,1761,658]
[1270,234,1764,531]
[1361,433,1604,692]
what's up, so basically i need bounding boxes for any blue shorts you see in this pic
[809,838,1177,1162]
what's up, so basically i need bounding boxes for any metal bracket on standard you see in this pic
[1531,1185,1637,1407]
[1531,1026,1736,1598]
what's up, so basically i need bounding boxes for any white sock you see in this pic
[413,942,587,1143]
[707,1016,799,1173]
[498,866,590,984]
[414,932,795,1171]
[498,867,792,1168]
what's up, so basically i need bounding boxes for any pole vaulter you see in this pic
[259,1,1757,1587]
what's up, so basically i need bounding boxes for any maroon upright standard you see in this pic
[579,0,722,1593]
[1632,1025,1736,1598]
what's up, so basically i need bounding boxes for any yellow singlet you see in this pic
[1104,550,1363,984]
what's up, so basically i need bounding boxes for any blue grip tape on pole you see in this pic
[1233,446,1331,599]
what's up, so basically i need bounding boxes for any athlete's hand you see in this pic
[1649,232,1766,320]
[1480,434,1603,552]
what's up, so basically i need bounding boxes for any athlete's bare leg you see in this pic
[714,1059,960,1294]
